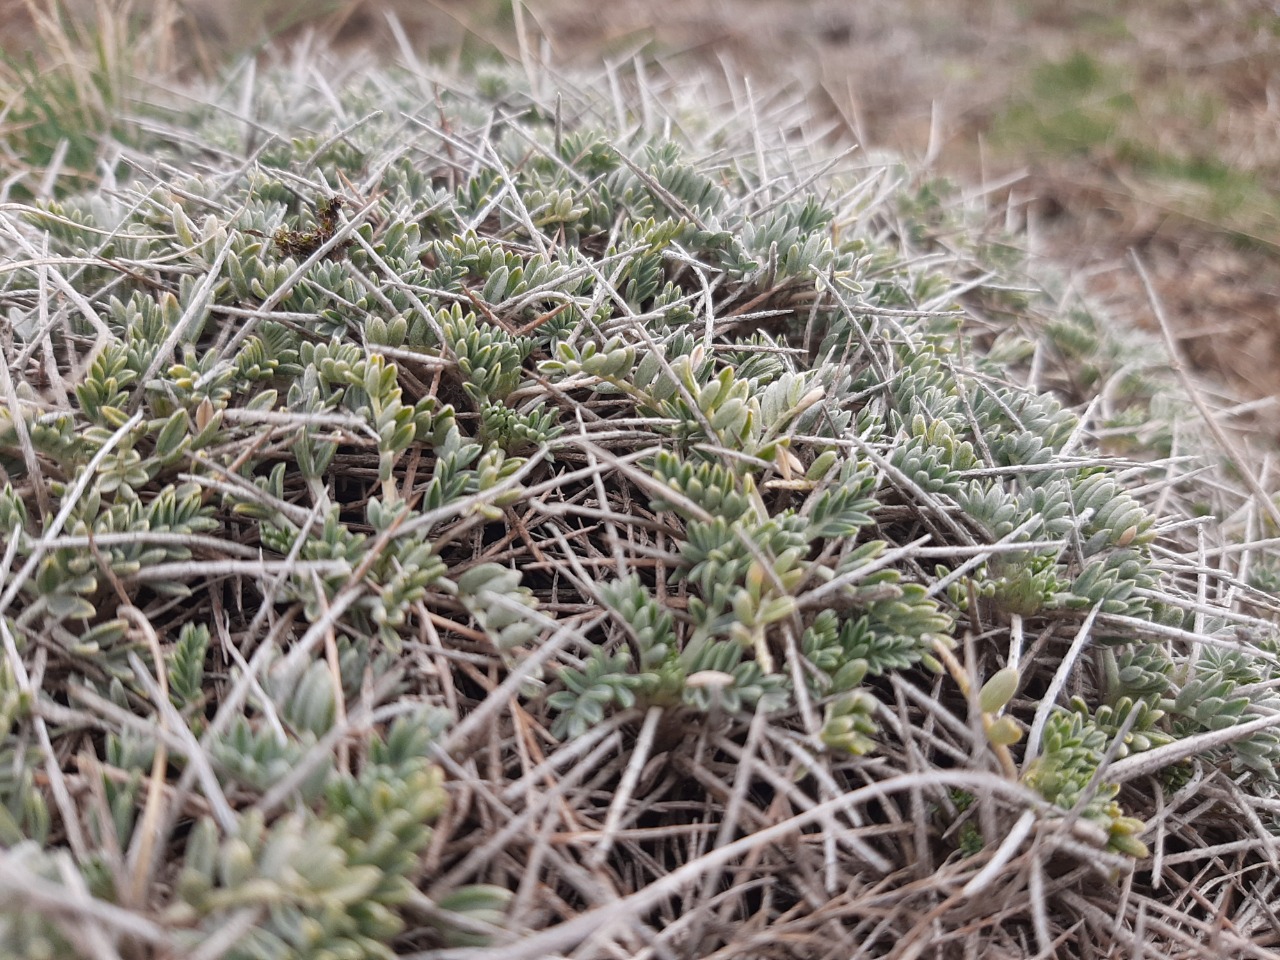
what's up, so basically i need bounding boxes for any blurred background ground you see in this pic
[4,0,1278,417]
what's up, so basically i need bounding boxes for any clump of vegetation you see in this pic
[1,11,1279,959]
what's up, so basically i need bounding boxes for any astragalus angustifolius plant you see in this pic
[2,36,1280,960]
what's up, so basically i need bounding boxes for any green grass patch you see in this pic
[993,48,1279,241]
[994,51,1133,154]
